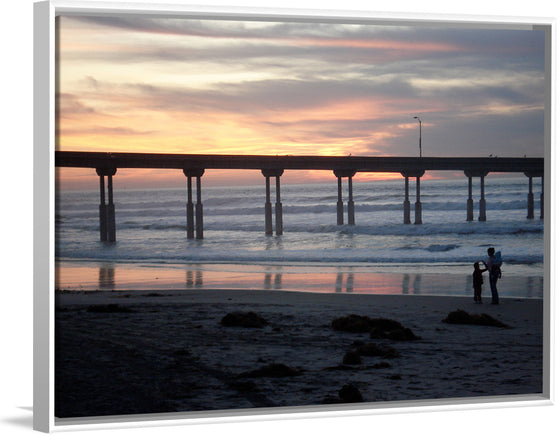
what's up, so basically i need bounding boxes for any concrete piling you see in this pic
[527,176,534,219]
[525,171,544,220]
[96,167,117,242]
[107,174,116,241]
[467,176,474,221]
[403,176,411,224]
[336,176,344,225]
[186,177,194,239]
[98,173,107,241]
[275,175,283,235]
[541,175,544,220]
[347,175,355,225]
[262,169,284,236]
[465,170,488,222]
[196,175,203,239]
[264,175,273,235]
[183,168,205,239]
[414,176,422,225]
[334,169,357,225]
[401,170,424,225]
[479,175,486,222]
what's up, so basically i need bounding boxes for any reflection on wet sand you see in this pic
[335,272,354,293]
[401,274,422,295]
[264,272,282,290]
[413,275,421,294]
[98,265,115,291]
[56,262,543,298]
[402,274,409,294]
[186,270,203,288]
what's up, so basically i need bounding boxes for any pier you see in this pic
[55,152,544,241]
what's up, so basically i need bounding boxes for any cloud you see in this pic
[58,125,156,137]
[57,93,97,118]
[56,15,546,160]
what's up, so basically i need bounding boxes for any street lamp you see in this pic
[413,116,422,157]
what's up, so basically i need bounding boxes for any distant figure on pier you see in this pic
[472,262,487,304]
[483,247,501,305]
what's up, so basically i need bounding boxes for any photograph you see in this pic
[53,6,548,423]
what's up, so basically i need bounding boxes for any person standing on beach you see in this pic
[484,247,500,305]
[472,262,486,304]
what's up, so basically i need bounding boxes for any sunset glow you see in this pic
[56,15,546,189]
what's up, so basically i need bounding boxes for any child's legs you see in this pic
[474,285,482,301]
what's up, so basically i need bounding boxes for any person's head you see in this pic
[488,247,495,256]
[474,262,480,270]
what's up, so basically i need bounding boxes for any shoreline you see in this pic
[55,289,544,419]
[55,259,545,299]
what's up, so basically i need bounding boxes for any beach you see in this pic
[55,289,544,421]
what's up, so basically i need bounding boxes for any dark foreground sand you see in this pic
[55,290,544,420]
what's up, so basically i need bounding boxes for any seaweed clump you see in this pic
[442,310,510,328]
[331,315,420,341]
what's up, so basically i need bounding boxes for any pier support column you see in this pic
[403,176,411,224]
[541,175,544,220]
[196,175,204,239]
[466,176,474,222]
[401,170,424,225]
[275,174,283,235]
[107,173,116,242]
[414,176,422,225]
[479,175,486,222]
[336,176,344,225]
[264,176,273,235]
[334,169,357,226]
[183,169,205,239]
[527,176,534,219]
[98,173,107,241]
[347,175,355,225]
[186,176,194,239]
[262,169,284,236]
[96,167,117,242]
[525,171,544,220]
[465,170,488,222]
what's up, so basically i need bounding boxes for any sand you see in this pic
[54,289,544,421]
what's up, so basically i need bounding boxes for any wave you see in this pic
[56,247,544,266]
[283,222,543,237]
[57,219,544,237]
[58,197,535,223]
[427,244,460,252]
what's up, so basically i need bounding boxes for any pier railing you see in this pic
[55,151,544,241]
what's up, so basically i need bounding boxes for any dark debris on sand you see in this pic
[86,304,135,313]
[442,309,511,328]
[331,314,421,340]
[342,350,362,365]
[220,311,269,328]
[322,384,364,404]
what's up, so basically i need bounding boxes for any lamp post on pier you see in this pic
[413,116,422,157]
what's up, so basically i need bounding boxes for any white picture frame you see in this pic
[32,0,556,433]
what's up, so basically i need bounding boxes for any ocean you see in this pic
[55,176,544,298]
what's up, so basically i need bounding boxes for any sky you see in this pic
[56,14,547,189]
